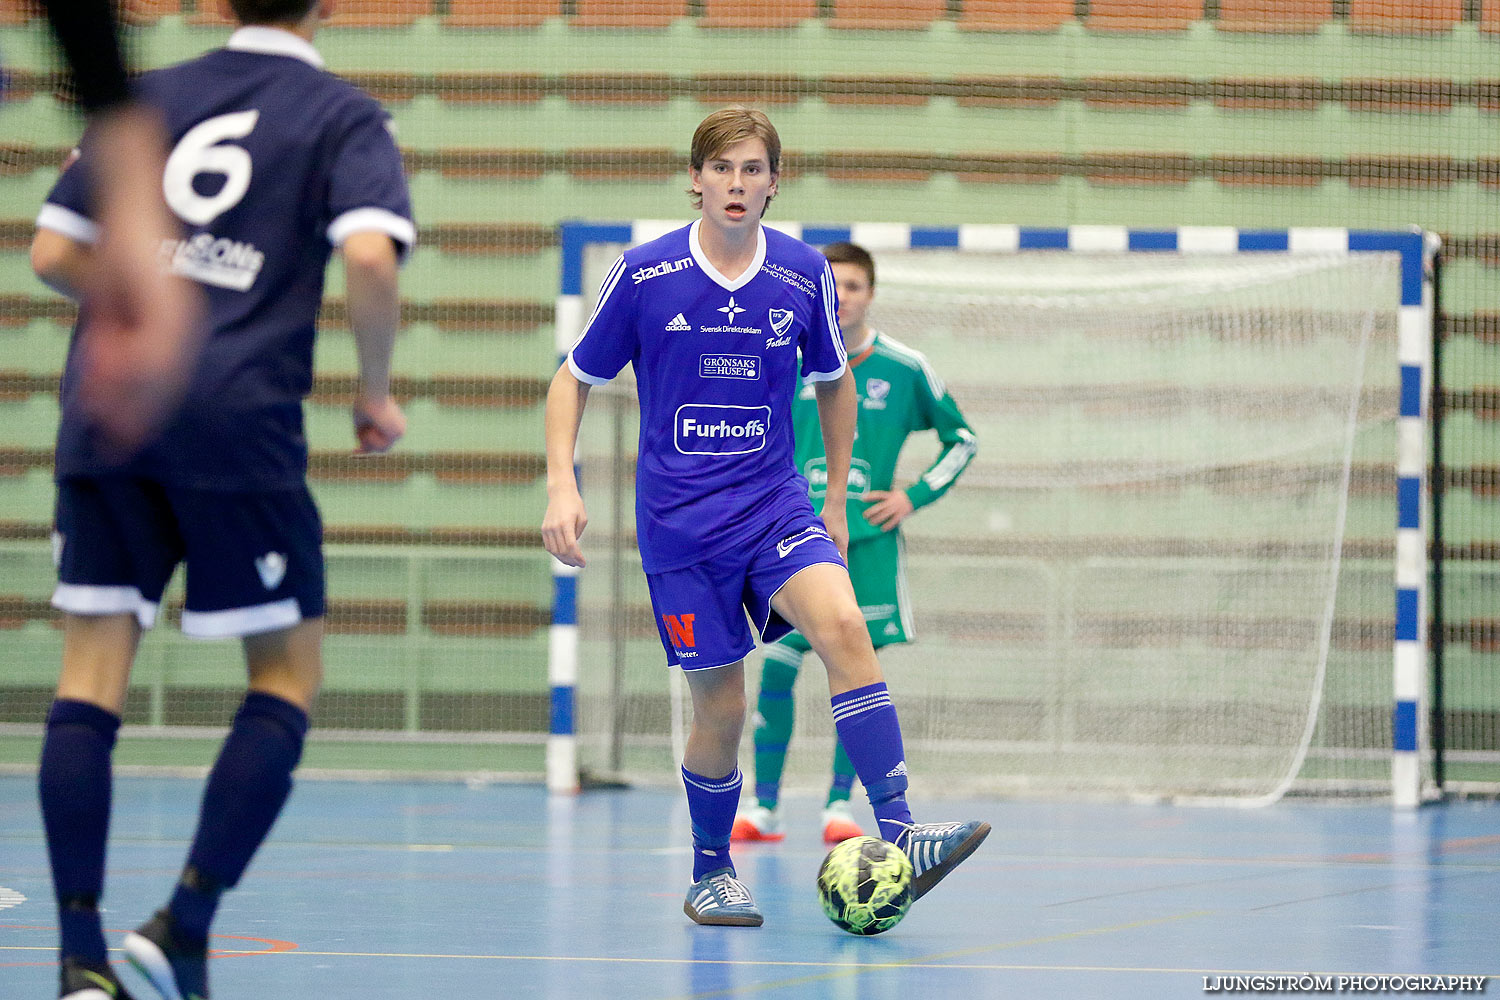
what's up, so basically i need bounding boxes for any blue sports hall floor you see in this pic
[2,775,1497,999]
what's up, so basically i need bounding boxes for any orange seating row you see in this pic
[3,0,1497,34]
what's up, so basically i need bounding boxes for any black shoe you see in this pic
[60,955,136,1000]
[123,910,208,1000]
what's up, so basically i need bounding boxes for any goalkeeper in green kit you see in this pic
[733,241,977,845]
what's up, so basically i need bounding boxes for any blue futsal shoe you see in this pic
[124,910,208,1000]
[684,868,764,927]
[897,820,992,900]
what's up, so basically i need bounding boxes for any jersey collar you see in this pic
[846,329,877,365]
[687,220,766,293]
[226,27,325,69]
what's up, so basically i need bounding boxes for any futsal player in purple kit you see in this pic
[31,1,413,996]
[542,107,989,926]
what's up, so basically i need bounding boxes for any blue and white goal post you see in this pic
[549,221,1437,806]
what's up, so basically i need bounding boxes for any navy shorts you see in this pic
[646,510,845,671]
[52,476,325,639]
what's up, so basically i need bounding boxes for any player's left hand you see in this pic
[862,490,914,531]
[353,394,406,454]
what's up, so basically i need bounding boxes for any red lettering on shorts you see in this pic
[663,613,697,650]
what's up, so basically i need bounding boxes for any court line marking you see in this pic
[0,911,1211,973]
[1248,869,1483,912]
[3,828,1498,866]
[1337,833,1500,862]
[0,925,294,960]
[3,838,1494,876]
[1046,855,1500,908]
[1043,867,1303,906]
[665,909,1219,998]
[1,941,1493,979]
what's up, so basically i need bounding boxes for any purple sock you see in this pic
[38,699,120,963]
[831,682,914,842]
[170,692,308,945]
[681,766,741,881]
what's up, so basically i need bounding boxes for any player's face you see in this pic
[691,138,778,230]
[831,261,874,337]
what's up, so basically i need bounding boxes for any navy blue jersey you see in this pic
[39,27,414,490]
[568,221,846,572]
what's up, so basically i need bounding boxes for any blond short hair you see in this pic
[688,107,781,211]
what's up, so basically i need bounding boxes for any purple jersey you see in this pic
[568,221,847,572]
[39,27,415,490]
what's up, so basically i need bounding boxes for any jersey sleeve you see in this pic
[904,356,978,511]
[35,141,99,245]
[566,254,637,385]
[799,260,847,382]
[325,99,416,261]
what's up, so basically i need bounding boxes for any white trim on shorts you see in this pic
[181,598,302,639]
[682,653,755,672]
[757,559,844,641]
[895,530,916,642]
[52,584,160,630]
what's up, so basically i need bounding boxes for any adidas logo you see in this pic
[886,760,908,779]
[666,313,692,332]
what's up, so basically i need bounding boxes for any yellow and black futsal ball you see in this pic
[816,835,914,935]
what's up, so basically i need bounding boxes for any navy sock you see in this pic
[830,682,914,842]
[682,766,741,882]
[38,699,120,963]
[169,692,308,945]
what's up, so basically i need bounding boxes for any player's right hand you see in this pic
[353,394,406,454]
[542,487,588,567]
[820,505,850,563]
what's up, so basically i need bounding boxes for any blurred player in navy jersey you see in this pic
[35,0,207,453]
[542,107,988,927]
[30,1,414,997]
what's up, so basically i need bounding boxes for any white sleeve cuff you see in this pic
[802,361,847,384]
[567,354,612,386]
[36,203,99,245]
[327,207,417,261]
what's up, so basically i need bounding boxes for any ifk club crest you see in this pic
[768,309,794,338]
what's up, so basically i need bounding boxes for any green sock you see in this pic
[752,647,802,809]
[827,737,857,806]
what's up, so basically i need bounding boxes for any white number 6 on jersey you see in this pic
[162,110,260,226]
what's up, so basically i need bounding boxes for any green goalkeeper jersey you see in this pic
[792,330,977,545]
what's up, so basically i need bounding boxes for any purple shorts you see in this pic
[646,512,844,670]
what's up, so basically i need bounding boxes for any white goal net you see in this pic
[572,238,1407,803]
